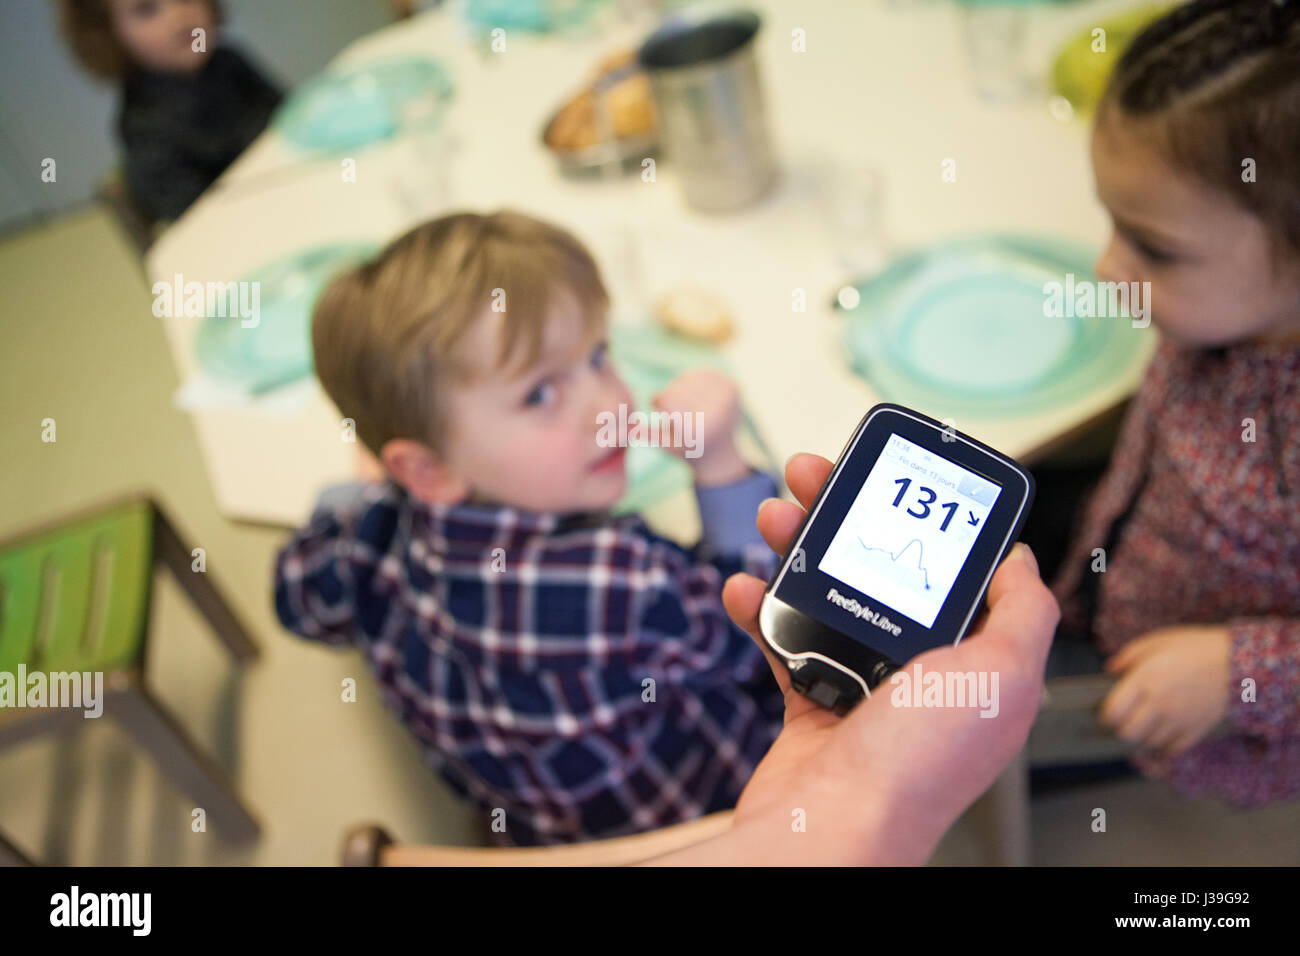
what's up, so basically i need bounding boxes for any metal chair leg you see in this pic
[975,746,1031,866]
[152,504,260,665]
[106,675,260,843]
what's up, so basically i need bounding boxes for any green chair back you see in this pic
[0,501,153,676]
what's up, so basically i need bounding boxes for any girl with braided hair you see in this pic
[1050,0,1300,806]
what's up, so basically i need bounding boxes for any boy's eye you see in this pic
[589,341,609,369]
[524,381,556,408]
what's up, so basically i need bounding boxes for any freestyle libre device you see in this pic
[759,403,1035,714]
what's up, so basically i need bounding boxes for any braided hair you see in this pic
[1100,0,1300,260]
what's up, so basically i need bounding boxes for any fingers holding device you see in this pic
[759,404,1036,714]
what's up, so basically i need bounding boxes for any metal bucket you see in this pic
[638,6,777,212]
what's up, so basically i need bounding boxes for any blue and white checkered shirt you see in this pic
[274,475,783,845]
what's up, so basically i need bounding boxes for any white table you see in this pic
[147,0,1154,531]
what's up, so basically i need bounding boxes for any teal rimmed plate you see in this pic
[274,55,453,152]
[194,243,379,393]
[839,234,1152,417]
[463,0,605,34]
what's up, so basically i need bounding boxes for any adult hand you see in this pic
[647,453,1059,865]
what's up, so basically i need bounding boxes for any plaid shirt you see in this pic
[274,477,783,845]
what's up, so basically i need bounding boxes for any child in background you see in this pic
[58,0,282,223]
[274,211,784,845]
[1052,0,1300,805]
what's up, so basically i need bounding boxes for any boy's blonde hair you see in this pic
[312,211,608,457]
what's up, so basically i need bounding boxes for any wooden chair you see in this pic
[0,495,262,857]
[341,676,1144,868]
[339,676,1144,868]
[339,679,1132,868]
[342,811,736,866]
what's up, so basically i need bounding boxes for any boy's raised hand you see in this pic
[652,368,750,487]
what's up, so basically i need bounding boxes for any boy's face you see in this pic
[110,0,215,75]
[1090,115,1300,348]
[437,296,635,514]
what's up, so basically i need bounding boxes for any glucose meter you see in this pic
[759,403,1035,714]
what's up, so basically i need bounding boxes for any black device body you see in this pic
[759,403,1035,714]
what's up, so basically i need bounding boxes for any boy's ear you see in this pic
[380,438,469,506]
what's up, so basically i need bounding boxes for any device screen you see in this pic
[817,432,1003,628]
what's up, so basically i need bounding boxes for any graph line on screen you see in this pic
[855,534,932,591]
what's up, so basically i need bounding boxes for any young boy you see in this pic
[274,211,785,845]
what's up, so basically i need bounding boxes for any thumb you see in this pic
[979,543,1059,675]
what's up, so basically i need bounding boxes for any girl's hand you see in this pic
[652,368,748,487]
[1100,625,1233,756]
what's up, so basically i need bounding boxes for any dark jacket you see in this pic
[118,45,282,222]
